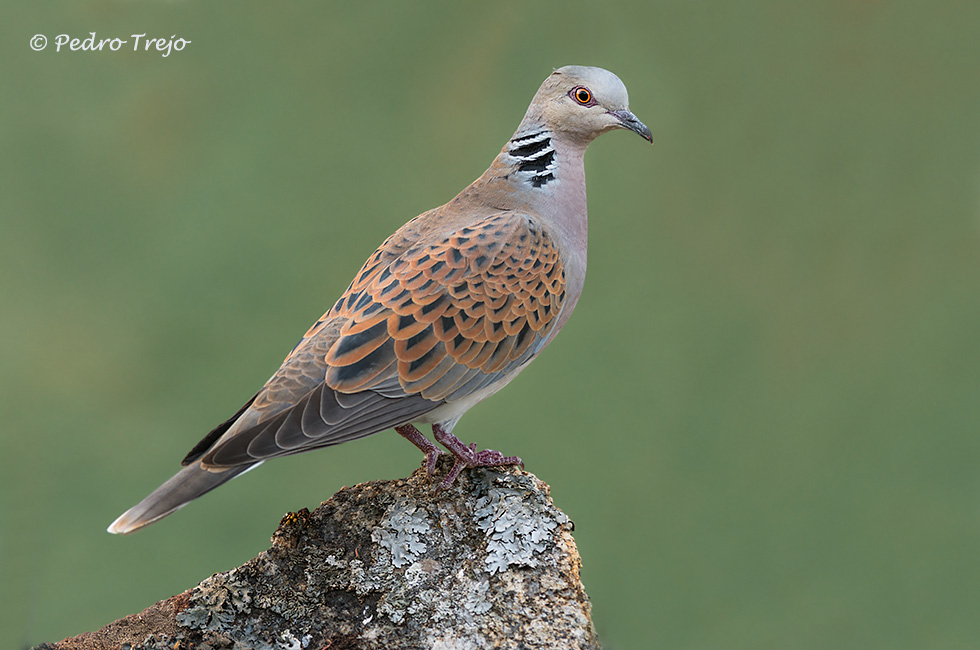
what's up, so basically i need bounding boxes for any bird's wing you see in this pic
[196,210,566,467]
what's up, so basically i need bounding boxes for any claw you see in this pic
[424,449,443,477]
[430,423,523,489]
[437,460,466,492]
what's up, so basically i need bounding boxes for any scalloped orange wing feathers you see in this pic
[197,211,566,466]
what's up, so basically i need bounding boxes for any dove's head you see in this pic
[526,65,652,146]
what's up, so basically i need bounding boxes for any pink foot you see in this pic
[431,424,523,490]
[395,424,444,477]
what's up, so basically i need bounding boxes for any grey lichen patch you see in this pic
[472,477,570,575]
[174,568,313,649]
[278,629,311,649]
[462,577,492,615]
[175,573,252,633]
[371,496,431,568]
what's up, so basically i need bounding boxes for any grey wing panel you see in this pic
[201,383,440,466]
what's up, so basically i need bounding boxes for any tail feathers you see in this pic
[107,462,260,534]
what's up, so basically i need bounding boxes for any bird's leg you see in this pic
[395,424,444,477]
[431,423,524,489]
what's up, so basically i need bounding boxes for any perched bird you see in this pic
[108,65,651,535]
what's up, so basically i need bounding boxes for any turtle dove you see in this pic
[108,65,651,534]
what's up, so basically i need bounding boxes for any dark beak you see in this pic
[609,109,652,143]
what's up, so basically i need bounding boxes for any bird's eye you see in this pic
[570,86,594,106]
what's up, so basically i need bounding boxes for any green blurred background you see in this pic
[2,1,978,648]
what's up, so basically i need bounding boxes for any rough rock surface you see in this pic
[38,457,600,649]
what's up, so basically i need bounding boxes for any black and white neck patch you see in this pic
[507,131,557,188]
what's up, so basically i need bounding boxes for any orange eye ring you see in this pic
[570,86,594,106]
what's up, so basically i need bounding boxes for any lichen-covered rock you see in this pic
[38,458,600,650]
